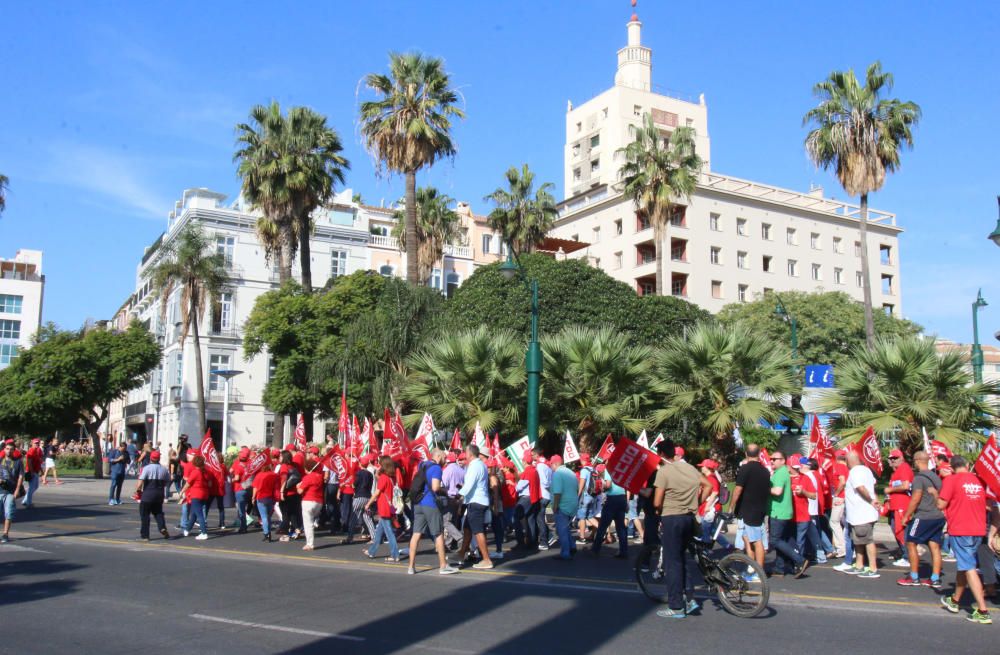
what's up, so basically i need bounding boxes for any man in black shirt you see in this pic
[729,444,771,573]
[0,439,25,543]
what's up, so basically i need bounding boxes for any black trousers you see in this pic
[279,496,303,534]
[660,514,694,611]
[140,499,167,538]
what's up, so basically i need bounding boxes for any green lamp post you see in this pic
[500,246,542,444]
[773,294,798,361]
[988,195,1000,248]
[972,289,988,384]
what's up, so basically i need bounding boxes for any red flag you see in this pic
[450,428,462,451]
[849,427,883,476]
[596,434,616,462]
[973,433,1000,498]
[242,450,269,479]
[394,411,411,455]
[381,408,402,457]
[338,391,349,437]
[294,413,307,452]
[807,417,834,471]
[759,447,773,473]
[492,434,501,459]
[930,440,953,460]
[198,430,225,491]
[606,436,662,494]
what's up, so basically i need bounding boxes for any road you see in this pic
[1,478,995,654]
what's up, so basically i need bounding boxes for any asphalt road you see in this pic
[1,478,996,654]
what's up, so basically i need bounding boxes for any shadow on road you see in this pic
[0,558,86,607]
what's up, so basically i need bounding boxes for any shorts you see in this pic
[576,495,596,520]
[950,535,981,572]
[626,497,638,520]
[464,502,488,535]
[850,522,876,545]
[905,517,945,545]
[743,523,765,544]
[413,504,444,538]
[44,458,55,469]
[0,491,15,521]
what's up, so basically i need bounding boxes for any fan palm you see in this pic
[146,224,228,436]
[483,164,559,255]
[391,186,460,283]
[817,337,998,453]
[652,323,800,454]
[359,52,464,284]
[618,115,702,296]
[401,327,525,434]
[0,173,8,216]
[804,62,920,347]
[541,326,654,451]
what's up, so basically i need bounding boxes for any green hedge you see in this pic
[57,454,94,470]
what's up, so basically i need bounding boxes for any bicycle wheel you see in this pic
[635,545,669,604]
[714,552,769,618]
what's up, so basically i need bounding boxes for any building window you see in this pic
[633,105,642,117]
[854,241,862,257]
[883,304,895,316]
[430,268,442,290]
[209,354,231,392]
[175,352,183,386]
[592,226,600,241]
[481,234,493,255]
[379,264,394,277]
[880,244,892,265]
[0,295,23,314]
[787,259,798,277]
[446,272,460,299]
[636,213,651,232]
[737,218,748,236]
[811,263,822,281]
[709,213,721,231]
[573,168,581,182]
[762,255,772,273]
[576,122,582,133]
[710,247,721,265]
[856,271,864,288]
[833,237,843,253]
[330,249,348,278]
[810,233,821,250]
[614,251,623,269]
[267,356,276,382]
[212,292,233,331]
[737,251,748,269]
[639,280,654,296]
[786,228,797,245]
[216,236,235,266]
[614,219,623,235]
[671,277,686,297]
[0,319,20,340]
[590,159,600,173]
[711,280,723,299]
[834,267,844,284]
[670,240,686,262]
[0,343,18,365]
[572,144,580,157]
[738,284,748,303]
[685,118,694,127]
[670,210,686,228]
[590,134,600,148]
[602,107,608,119]
[881,274,894,295]
[760,222,770,240]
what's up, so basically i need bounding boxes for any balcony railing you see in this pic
[370,234,399,249]
[207,387,244,403]
[443,244,473,258]
[208,326,240,339]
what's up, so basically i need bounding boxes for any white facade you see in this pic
[552,13,903,315]
[0,249,45,370]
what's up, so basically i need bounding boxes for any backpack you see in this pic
[717,474,730,506]
[283,467,302,492]
[583,467,599,496]
[409,462,430,505]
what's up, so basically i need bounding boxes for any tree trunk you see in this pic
[858,193,876,348]
[653,222,664,296]
[83,415,105,479]
[302,407,314,443]
[405,171,419,284]
[298,212,313,293]
[279,220,295,284]
[190,299,208,438]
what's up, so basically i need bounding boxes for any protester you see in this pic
[407,449,459,575]
[885,449,914,567]
[252,463,279,542]
[442,451,465,550]
[938,455,991,624]
[794,458,825,564]
[230,448,250,533]
[338,458,355,539]
[345,455,376,544]
[729,444,770,578]
[454,445,494,569]
[42,438,62,485]
[546,454,578,560]
[364,456,400,562]
[277,451,303,542]
[768,451,808,578]
[323,451,341,533]
[535,450,553,550]
[576,454,597,545]
[135,450,171,540]
[297,457,325,551]
[108,443,128,505]
[591,462,628,559]
[0,439,25,543]
[842,451,881,578]
[488,462,506,560]
[898,450,944,588]
[696,458,727,548]
[515,452,541,549]
[180,454,211,540]
[22,438,43,508]
[828,450,849,558]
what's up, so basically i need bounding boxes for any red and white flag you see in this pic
[472,421,489,451]
[198,430,225,492]
[606,436,662,494]
[381,408,402,457]
[450,428,462,451]
[759,447,773,473]
[294,413,307,452]
[337,392,349,447]
[563,430,580,464]
[242,449,270,479]
[596,434,616,462]
[849,426,883,476]
[930,439,953,461]
[414,413,436,450]
[636,430,650,451]
[973,432,1000,498]
[649,433,665,450]
[360,417,376,455]
[808,417,834,471]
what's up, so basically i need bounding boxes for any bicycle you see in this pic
[635,513,769,618]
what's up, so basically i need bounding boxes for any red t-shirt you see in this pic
[829,463,849,499]
[279,463,299,497]
[253,470,279,501]
[940,472,987,537]
[520,465,541,504]
[230,461,246,492]
[185,467,211,501]
[791,473,811,522]
[814,469,830,513]
[888,462,914,511]
[375,472,394,519]
[501,472,517,508]
[25,447,43,474]
[299,471,325,503]
[699,474,722,516]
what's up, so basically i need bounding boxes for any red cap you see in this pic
[888,449,904,459]
[270,447,281,457]
[580,453,591,466]
[187,449,197,458]
[150,451,161,462]
[284,444,296,452]
[458,453,467,462]
[675,446,685,458]
[789,457,802,469]
[835,449,848,458]
[446,452,457,463]
[523,452,534,464]
[4,439,15,445]
[359,455,370,467]
[549,455,563,467]
[698,458,718,470]
[308,446,320,455]
[31,438,40,444]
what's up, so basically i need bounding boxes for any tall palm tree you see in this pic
[0,173,9,217]
[401,327,525,434]
[817,337,998,453]
[391,186,460,283]
[618,115,702,296]
[146,224,228,437]
[652,323,799,454]
[360,52,465,284]
[483,164,559,255]
[541,326,654,451]
[804,62,921,347]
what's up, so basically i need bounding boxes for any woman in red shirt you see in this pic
[364,456,400,562]
[180,455,211,540]
[297,458,325,551]
[277,451,303,542]
[252,466,279,542]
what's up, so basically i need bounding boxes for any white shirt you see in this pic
[804,471,819,516]
[844,464,879,525]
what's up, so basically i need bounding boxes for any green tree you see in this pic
[483,164,558,254]
[0,323,160,477]
[360,52,465,284]
[618,115,702,296]
[146,224,228,437]
[0,173,8,216]
[541,327,654,451]
[817,337,998,453]
[391,186,460,283]
[717,290,922,369]
[804,62,921,346]
[401,327,525,434]
[652,323,800,455]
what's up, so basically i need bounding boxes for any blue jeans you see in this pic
[23,475,39,506]
[257,498,275,535]
[185,498,208,534]
[368,517,399,559]
[340,493,354,535]
[660,514,695,611]
[537,498,551,545]
[515,497,539,547]
[796,519,826,563]
[554,510,574,558]
[769,517,804,573]
[594,494,628,556]
[700,514,733,550]
[234,490,250,532]
[492,507,507,553]
[109,474,124,502]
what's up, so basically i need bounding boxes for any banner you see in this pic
[973,433,1000,498]
[198,430,225,493]
[360,417,377,455]
[414,413,436,450]
[849,426,883,476]
[337,392,349,441]
[473,421,489,451]
[930,440,953,461]
[596,434,616,462]
[505,436,533,473]
[294,413,307,452]
[649,433,664,450]
[349,415,362,456]
[242,449,270,479]
[636,429,650,451]
[563,430,580,464]
[381,408,402,457]
[606,437,661,494]
[807,417,834,471]
[450,428,462,451]
[759,446,773,473]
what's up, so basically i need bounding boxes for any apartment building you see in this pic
[551,9,903,315]
[0,249,45,370]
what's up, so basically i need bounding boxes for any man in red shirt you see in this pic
[252,466,280,542]
[22,439,44,508]
[885,449,914,567]
[230,448,250,533]
[828,451,849,558]
[938,456,991,624]
[516,452,542,549]
[790,457,820,562]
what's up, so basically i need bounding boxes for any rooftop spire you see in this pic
[616,0,651,90]
[631,0,638,22]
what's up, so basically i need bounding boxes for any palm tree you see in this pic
[804,62,921,347]
[146,224,228,437]
[0,173,9,216]
[541,326,654,451]
[817,337,998,453]
[359,52,465,284]
[401,327,525,434]
[483,164,559,254]
[652,323,800,455]
[618,115,702,296]
[391,186,460,284]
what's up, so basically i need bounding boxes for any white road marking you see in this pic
[0,544,50,554]
[190,614,365,641]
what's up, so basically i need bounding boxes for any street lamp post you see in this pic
[988,195,1000,248]
[151,389,162,449]
[773,295,798,361]
[972,290,988,384]
[500,247,541,444]
[210,369,243,449]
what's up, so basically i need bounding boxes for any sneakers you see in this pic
[793,560,810,579]
[942,553,957,563]
[472,561,494,570]
[491,551,505,560]
[925,577,943,590]
[891,558,910,567]
[195,533,209,541]
[897,576,921,587]
[656,608,686,619]
[967,609,992,625]
[0,534,9,544]
[108,500,116,506]
[941,596,960,614]
[160,528,170,539]
[685,598,700,615]
[407,568,416,575]
[537,544,549,551]
[744,573,761,583]
[834,563,861,574]
[857,568,880,579]
[182,530,190,538]
[439,565,459,575]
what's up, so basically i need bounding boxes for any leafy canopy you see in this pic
[483,164,558,255]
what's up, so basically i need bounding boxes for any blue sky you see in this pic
[2,1,998,346]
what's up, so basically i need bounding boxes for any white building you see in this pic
[0,249,45,370]
[551,10,903,316]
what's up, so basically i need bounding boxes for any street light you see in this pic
[151,389,162,449]
[988,196,1000,248]
[971,290,988,384]
[773,294,798,361]
[500,247,542,445]
[210,369,243,449]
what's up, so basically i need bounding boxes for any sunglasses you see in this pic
[770,456,784,461]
